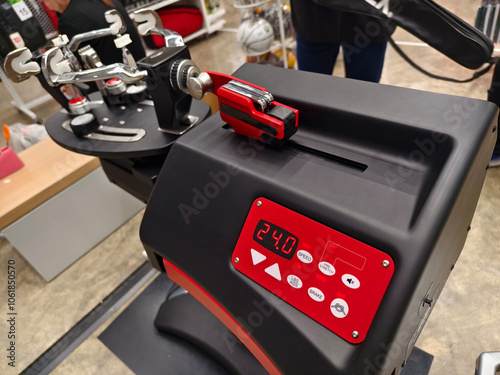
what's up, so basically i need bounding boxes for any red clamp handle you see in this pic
[205,71,299,143]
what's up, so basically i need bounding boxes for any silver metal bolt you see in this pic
[382,260,390,268]
[235,257,240,264]
[103,117,109,122]
[352,331,359,339]
[121,106,126,110]
[119,120,125,125]
[257,201,262,207]
[137,108,143,112]
[187,71,213,100]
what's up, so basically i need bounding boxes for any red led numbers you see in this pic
[282,237,296,255]
[256,222,270,241]
[253,220,298,260]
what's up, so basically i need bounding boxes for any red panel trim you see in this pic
[162,258,281,375]
[232,198,395,343]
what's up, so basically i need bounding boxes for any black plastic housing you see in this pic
[137,46,192,131]
[140,64,498,375]
[100,155,167,203]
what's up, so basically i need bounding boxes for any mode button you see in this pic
[308,287,325,302]
[297,250,313,264]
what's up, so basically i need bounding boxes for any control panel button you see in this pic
[265,263,282,281]
[251,249,266,265]
[287,275,303,289]
[297,250,313,264]
[342,274,360,289]
[318,261,335,276]
[308,287,325,302]
[331,298,349,318]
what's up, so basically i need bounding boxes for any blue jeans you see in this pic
[296,35,388,83]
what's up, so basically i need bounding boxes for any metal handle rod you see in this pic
[51,63,147,85]
[67,28,115,52]
[276,0,288,69]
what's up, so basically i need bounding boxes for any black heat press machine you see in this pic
[138,65,497,374]
[4,3,499,374]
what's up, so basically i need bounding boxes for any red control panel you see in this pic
[232,198,395,343]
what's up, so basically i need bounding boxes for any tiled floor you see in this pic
[0,1,499,374]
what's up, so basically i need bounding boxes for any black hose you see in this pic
[388,36,498,83]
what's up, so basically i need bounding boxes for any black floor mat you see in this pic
[402,347,434,375]
[99,273,433,375]
[99,273,229,375]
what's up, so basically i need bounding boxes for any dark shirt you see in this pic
[291,0,395,44]
[57,0,145,65]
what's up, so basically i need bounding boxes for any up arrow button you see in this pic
[251,249,266,265]
[265,263,282,281]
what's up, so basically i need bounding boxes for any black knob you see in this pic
[70,113,99,137]
[170,59,200,95]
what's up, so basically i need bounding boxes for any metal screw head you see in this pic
[119,120,125,125]
[137,108,143,112]
[187,71,213,100]
[235,257,240,264]
[382,260,390,268]
[257,201,262,207]
[102,117,109,122]
[352,331,359,339]
[121,106,126,110]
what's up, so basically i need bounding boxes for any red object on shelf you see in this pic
[151,7,203,47]
[41,3,59,31]
[0,147,24,180]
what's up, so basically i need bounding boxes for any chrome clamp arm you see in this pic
[55,64,147,85]
[131,9,184,48]
[3,48,41,83]
[67,10,127,52]
[41,47,147,86]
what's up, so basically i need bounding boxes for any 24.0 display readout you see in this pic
[253,220,299,260]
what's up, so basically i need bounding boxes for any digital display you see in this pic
[253,220,298,260]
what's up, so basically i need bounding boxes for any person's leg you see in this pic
[296,35,340,75]
[342,41,387,83]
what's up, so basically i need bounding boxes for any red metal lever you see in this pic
[205,71,299,143]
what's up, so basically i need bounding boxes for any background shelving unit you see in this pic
[233,0,290,68]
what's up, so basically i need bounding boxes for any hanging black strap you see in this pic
[387,36,498,83]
